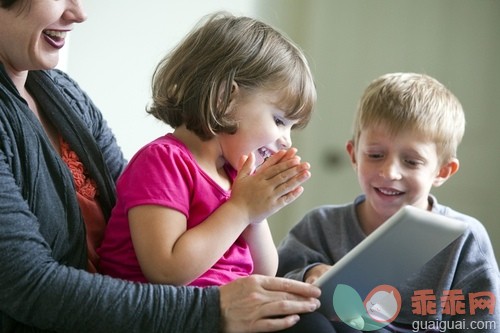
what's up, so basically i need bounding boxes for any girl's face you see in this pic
[218,89,298,170]
[0,0,86,75]
[347,123,457,224]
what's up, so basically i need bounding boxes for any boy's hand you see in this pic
[304,264,332,284]
[230,148,311,224]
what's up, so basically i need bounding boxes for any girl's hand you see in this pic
[229,148,311,224]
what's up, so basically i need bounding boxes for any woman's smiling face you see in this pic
[0,0,87,74]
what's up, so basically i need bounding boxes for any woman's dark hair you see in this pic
[0,0,18,9]
[1,0,31,12]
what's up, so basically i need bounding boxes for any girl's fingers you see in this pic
[279,186,305,206]
[276,147,298,163]
[259,147,298,169]
[236,152,256,177]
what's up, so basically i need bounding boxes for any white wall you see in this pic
[66,1,500,263]
[67,1,256,159]
[256,0,500,263]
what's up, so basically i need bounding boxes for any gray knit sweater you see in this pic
[0,65,220,332]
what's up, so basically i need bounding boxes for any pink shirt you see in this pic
[98,134,252,286]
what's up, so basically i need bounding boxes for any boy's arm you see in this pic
[446,220,500,328]
[241,220,278,276]
[277,210,334,282]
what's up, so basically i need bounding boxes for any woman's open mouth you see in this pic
[43,30,67,49]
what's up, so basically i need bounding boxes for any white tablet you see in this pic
[313,205,467,324]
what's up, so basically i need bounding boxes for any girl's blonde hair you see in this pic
[147,12,316,140]
[352,73,465,162]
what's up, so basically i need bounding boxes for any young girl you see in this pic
[97,12,317,287]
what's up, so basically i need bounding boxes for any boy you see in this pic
[277,73,499,331]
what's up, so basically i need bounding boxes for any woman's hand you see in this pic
[219,275,321,333]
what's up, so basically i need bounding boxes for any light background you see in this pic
[67,0,500,263]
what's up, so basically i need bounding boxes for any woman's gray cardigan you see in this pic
[0,65,220,333]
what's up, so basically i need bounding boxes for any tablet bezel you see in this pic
[313,205,467,320]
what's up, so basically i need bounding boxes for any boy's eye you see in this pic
[367,153,384,159]
[404,159,422,167]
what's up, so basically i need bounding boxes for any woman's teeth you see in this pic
[44,30,66,39]
[42,30,67,49]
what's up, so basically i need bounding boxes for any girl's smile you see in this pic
[218,88,297,170]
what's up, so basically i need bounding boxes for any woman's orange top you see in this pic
[60,138,106,273]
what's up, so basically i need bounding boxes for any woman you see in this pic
[0,1,320,332]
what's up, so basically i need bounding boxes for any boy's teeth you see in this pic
[379,188,401,195]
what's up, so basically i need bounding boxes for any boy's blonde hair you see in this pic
[352,73,465,163]
[147,12,316,140]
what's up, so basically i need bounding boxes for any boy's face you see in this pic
[347,124,458,224]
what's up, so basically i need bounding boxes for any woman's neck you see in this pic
[17,72,61,154]
[2,62,28,94]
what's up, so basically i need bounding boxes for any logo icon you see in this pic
[333,284,402,331]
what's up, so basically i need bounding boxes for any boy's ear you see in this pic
[433,158,460,187]
[346,140,357,168]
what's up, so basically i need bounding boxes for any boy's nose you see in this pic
[379,160,402,180]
